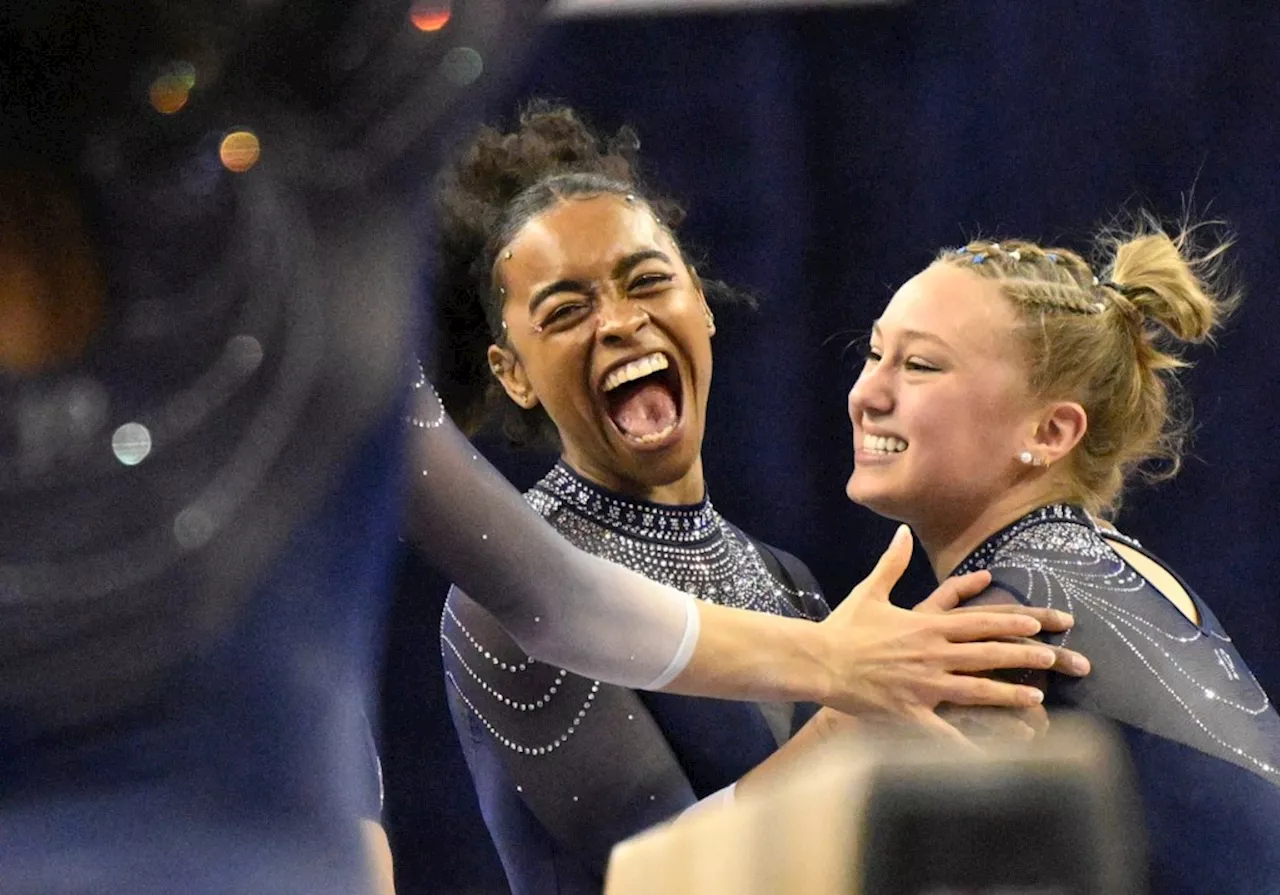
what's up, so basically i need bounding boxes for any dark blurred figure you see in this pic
[0,2,545,892]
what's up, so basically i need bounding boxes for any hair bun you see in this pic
[1105,219,1236,345]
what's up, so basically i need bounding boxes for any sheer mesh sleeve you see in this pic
[405,369,698,690]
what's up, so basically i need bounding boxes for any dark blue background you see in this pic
[383,3,1280,891]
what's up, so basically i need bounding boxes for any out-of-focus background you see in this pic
[383,2,1280,891]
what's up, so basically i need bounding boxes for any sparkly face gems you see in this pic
[490,195,714,498]
[847,263,1039,526]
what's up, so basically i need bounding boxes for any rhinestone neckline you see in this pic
[531,462,720,545]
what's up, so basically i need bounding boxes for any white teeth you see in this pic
[603,353,668,392]
[862,434,907,454]
[628,421,678,445]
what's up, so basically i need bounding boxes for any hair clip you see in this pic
[955,246,971,255]
[1046,253,1060,263]
[1007,249,1022,262]
[971,252,988,265]
[990,242,1003,252]
[1092,275,1100,286]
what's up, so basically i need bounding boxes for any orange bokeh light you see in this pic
[409,2,451,32]
[219,131,261,173]
[148,75,190,115]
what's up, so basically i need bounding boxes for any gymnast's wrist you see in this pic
[798,616,839,708]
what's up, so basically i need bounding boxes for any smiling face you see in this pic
[488,194,715,500]
[846,263,1044,534]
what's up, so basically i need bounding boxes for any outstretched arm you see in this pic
[667,527,1057,735]
[407,377,1060,726]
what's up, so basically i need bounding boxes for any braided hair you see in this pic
[936,216,1237,515]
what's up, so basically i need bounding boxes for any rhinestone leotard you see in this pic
[955,505,1280,893]
[441,462,828,895]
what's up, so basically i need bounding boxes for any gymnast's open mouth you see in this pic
[600,351,685,449]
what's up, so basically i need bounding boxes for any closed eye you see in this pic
[542,301,591,326]
[905,357,940,372]
[628,272,674,292]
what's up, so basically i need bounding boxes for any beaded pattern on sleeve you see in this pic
[442,461,823,757]
[955,504,1277,782]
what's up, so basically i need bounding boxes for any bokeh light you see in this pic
[219,130,261,173]
[111,422,152,466]
[409,1,452,32]
[440,47,483,86]
[226,334,264,376]
[149,75,189,115]
[173,506,214,550]
[148,62,196,115]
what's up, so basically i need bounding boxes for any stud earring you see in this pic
[1019,450,1034,465]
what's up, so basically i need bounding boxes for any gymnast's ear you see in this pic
[487,343,539,410]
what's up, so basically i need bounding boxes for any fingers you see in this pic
[934,609,1043,641]
[904,706,978,749]
[947,604,1074,632]
[913,583,961,614]
[846,524,913,604]
[931,672,1046,709]
[943,639,1066,674]
[948,569,994,601]
[966,636,1090,677]
[916,605,1088,674]
[1024,607,1074,634]
[937,705,1045,742]
[913,570,994,613]
[1042,642,1090,676]
[1020,704,1051,736]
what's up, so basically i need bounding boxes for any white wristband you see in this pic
[642,592,700,690]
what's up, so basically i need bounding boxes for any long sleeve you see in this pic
[405,374,699,690]
[441,586,699,883]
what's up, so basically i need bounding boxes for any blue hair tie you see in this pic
[971,252,988,264]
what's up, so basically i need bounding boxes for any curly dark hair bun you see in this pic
[429,101,685,443]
